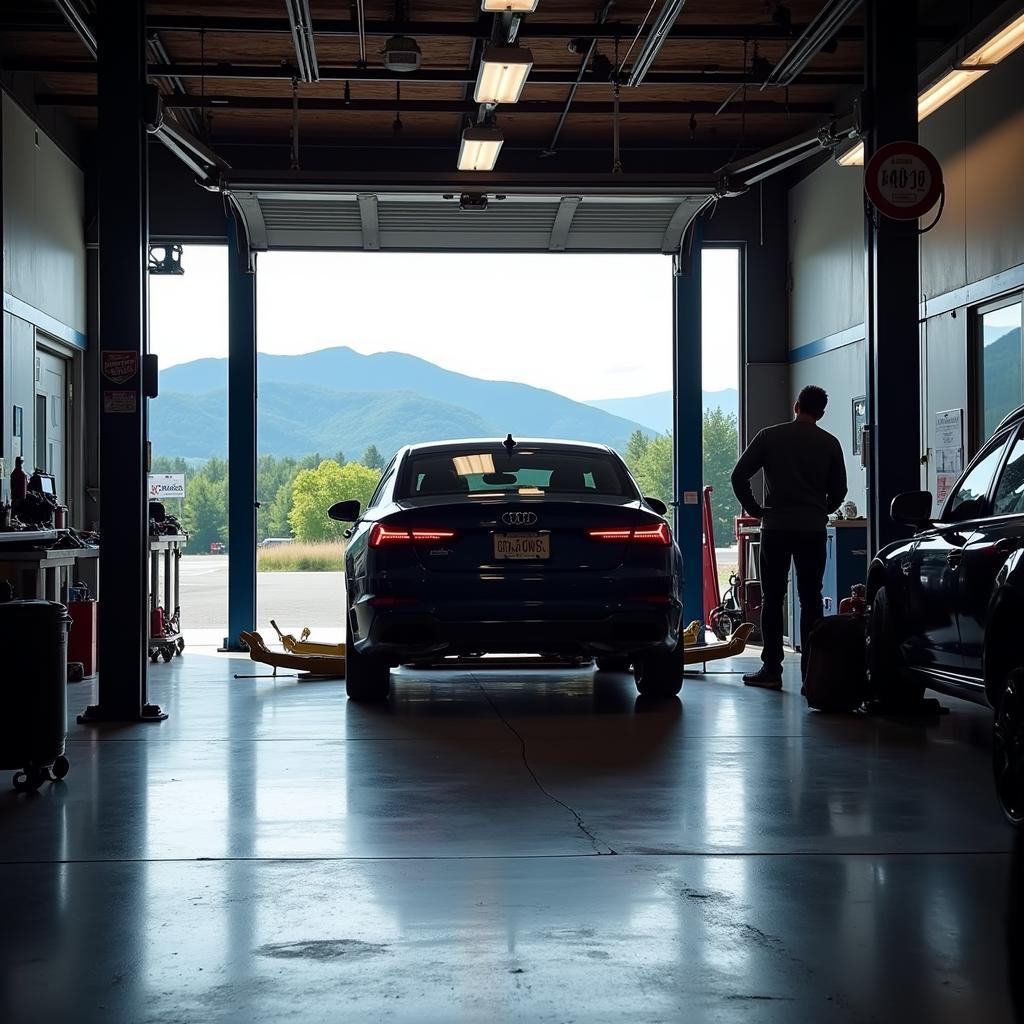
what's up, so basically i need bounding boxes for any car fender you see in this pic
[982,550,1024,707]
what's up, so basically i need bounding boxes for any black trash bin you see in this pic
[0,599,72,791]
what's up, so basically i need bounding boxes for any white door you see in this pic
[35,346,68,503]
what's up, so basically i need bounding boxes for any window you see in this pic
[398,447,633,499]
[367,457,397,509]
[946,430,1010,522]
[977,296,1023,443]
[993,432,1024,515]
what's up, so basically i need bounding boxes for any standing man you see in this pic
[731,385,847,689]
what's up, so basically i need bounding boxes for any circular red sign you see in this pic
[864,141,943,220]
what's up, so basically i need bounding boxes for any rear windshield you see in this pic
[398,448,635,499]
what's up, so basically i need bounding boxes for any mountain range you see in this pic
[587,388,739,433]
[153,347,665,460]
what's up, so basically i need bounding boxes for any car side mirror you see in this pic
[890,491,933,528]
[644,496,668,516]
[328,499,361,522]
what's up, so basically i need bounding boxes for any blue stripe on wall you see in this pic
[3,292,87,350]
[790,324,865,363]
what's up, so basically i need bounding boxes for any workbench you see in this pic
[0,533,99,602]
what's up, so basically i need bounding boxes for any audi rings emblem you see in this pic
[502,511,538,526]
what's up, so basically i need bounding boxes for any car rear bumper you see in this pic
[350,581,681,659]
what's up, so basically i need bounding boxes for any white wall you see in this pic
[2,92,87,512]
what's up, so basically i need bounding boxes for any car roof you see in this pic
[398,438,618,457]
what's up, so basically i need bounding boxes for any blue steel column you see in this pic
[81,0,164,722]
[673,223,704,634]
[865,0,920,553]
[224,218,257,650]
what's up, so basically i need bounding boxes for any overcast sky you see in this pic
[150,247,739,399]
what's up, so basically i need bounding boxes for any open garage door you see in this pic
[223,177,712,255]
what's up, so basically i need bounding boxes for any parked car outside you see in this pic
[867,404,1024,826]
[329,437,684,702]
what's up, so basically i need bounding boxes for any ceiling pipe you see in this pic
[626,0,688,87]
[51,0,96,58]
[762,0,863,88]
[284,0,320,82]
[7,60,863,87]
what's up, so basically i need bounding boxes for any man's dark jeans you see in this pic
[758,529,827,677]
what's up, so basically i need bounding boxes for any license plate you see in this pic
[494,533,550,560]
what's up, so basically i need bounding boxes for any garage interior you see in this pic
[2,1,1024,1021]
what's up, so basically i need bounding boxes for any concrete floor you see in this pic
[1,651,1021,1023]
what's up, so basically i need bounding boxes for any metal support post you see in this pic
[223,217,258,650]
[673,221,704,634]
[864,0,920,554]
[81,0,165,723]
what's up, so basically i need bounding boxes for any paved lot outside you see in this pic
[180,555,346,645]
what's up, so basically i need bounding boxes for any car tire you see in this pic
[993,670,1024,828]
[867,586,923,707]
[345,614,391,701]
[632,646,684,697]
[596,656,631,673]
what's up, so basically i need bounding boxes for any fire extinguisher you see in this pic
[151,606,166,638]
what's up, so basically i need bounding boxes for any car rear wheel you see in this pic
[867,586,923,707]
[994,671,1024,827]
[632,646,684,697]
[345,614,391,701]
[596,656,631,673]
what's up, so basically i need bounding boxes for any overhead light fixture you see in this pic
[481,0,539,9]
[474,46,533,104]
[960,11,1024,65]
[838,11,1024,166]
[458,126,504,171]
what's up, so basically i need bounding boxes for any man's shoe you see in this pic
[743,669,783,690]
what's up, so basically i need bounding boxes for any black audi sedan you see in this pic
[867,404,1024,826]
[328,437,684,702]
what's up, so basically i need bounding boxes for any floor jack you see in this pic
[234,622,347,680]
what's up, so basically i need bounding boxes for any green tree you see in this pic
[362,444,384,470]
[266,476,296,538]
[703,408,740,546]
[257,454,299,541]
[624,429,650,472]
[633,433,673,507]
[288,460,381,542]
[182,474,227,551]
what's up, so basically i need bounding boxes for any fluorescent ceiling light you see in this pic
[961,11,1024,65]
[474,46,533,104]
[481,0,539,10]
[458,126,504,171]
[838,11,1024,167]
[837,141,864,166]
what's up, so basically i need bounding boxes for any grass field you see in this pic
[257,541,346,572]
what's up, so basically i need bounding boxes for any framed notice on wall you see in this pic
[935,408,964,505]
[851,397,867,455]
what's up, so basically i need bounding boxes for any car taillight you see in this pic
[633,522,672,545]
[369,524,456,547]
[587,523,671,546]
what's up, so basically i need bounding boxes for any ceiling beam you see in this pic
[7,60,863,88]
[4,11,910,41]
[37,93,835,116]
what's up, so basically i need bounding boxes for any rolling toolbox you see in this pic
[0,600,72,791]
